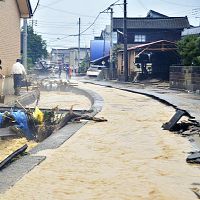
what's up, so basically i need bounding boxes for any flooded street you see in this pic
[0,82,199,200]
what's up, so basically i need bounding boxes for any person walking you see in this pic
[65,64,70,82]
[58,64,62,79]
[11,59,26,96]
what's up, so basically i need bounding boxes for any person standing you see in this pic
[11,59,26,96]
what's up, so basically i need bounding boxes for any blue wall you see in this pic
[90,40,110,61]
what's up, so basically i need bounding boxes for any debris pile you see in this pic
[40,79,78,91]
[162,108,200,136]
[0,106,63,142]
[0,105,107,142]
[0,144,28,170]
[162,108,200,164]
[186,151,200,164]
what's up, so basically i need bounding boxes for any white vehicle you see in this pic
[86,65,107,77]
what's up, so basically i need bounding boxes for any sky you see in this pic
[29,0,200,51]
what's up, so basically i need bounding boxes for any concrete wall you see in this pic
[170,66,200,92]
[0,0,21,94]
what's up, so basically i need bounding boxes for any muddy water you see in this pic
[28,90,91,110]
[1,83,199,200]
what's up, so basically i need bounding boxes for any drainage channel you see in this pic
[0,84,104,193]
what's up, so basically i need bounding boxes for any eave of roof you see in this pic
[118,40,177,52]
[146,10,168,18]
[16,0,32,18]
[113,17,190,29]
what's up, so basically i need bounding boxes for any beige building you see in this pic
[0,0,32,95]
[69,48,90,73]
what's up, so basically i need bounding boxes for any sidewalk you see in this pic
[0,87,37,107]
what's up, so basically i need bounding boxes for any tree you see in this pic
[177,35,200,66]
[112,44,123,65]
[26,26,48,68]
[79,52,90,74]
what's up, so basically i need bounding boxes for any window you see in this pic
[134,35,146,42]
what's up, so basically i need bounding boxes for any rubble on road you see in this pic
[162,108,200,164]
[39,79,78,91]
[0,144,28,170]
[186,151,200,164]
[162,108,195,131]
[0,104,107,142]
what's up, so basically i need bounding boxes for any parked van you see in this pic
[86,65,107,77]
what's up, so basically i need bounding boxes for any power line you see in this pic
[137,0,148,11]
[32,0,40,15]
[159,0,200,8]
[45,0,66,7]
[30,20,93,26]
[40,0,121,49]
[38,4,98,18]
[79,0,121,36]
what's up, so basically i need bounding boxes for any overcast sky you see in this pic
[29,0,200,51]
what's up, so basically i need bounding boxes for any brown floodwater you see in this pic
[0,82,199,200]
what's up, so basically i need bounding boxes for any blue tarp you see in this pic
[0,110,34,140]
[0,113,3,128]
[11,111,34,140]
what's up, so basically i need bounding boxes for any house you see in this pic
[182,26,200,37]
[114,10,190,81]
[50,48,90,73]
[0,0,32,94]
[117,40,179,81]
[51,49,71,66]
[113,10,190,46]
[69,48,90,73]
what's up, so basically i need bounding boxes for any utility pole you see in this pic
[23,19,28,71]
[110,7,114,79]
[78,18,81,72]
[123,0,128,82]
[103,30,106,57]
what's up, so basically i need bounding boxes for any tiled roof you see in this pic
[146,10,168,18]
[113,17,190,29]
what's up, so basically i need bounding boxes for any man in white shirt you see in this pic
[11,59,26,96]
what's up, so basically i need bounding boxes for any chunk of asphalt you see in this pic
[186,152,200,164]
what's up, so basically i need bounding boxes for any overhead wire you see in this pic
[36,0,121,48]
[137,0,148,11]
[158,0,200,8]
[38,4,98,18]
[32,0,40,15]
